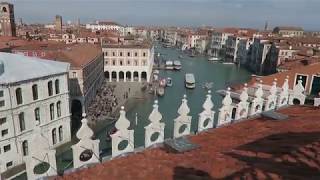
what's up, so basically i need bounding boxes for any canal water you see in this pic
[14,46,251,179]
[124,46,252,147]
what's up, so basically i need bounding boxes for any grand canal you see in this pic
[15,45,251,179]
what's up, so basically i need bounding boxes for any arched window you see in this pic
[19,112,25,131]
[16,88,23,105]
[48,81,53,96]
[52,128,57,145]
[56,101,61,118]
[58,126,63,142]
[34,108,40,122]
[22,140,28,156]
[32,84,38,100]
[55,79,60,94]
[50,103,54,120]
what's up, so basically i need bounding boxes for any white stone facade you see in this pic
[0,55,71,174]
[102,44,154,83]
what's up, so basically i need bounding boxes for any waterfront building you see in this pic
[209,31,233,57]
[273,26,304,37]
[246,38,279,75]
[86,21,124,34]
[0,53,71,174]
[12,43,104,118]
[0,2,16,37]
[102,41,154,82]
[55,15,63,32]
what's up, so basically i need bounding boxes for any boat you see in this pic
[157,87,165,96]
[166,77,173,87]
[173,60,182,70]
[159,78,166,87]
[185,73,196,89]
[208,57,220,61]
[222,62,234,65]
[165,60,174,70]
[157,53,160,57]
[178,55,183,59]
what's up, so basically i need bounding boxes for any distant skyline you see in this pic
[5,0,320,30]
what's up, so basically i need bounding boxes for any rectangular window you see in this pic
[143,52,146,57]
[0,90,3,97]
[6,161,12,168]
[35,108,40,122]
[32,85,38,100]
[19,113,25,132]
[1,129,8,136]
[0,100,4,107]
[127,52,130,57]
[50,103,54,120]
[72,72,77,78]
[112,52,116,56]
[4,144,11,152]
[0,117,6,125]
[135,52,138,57]
[120,52,123,56]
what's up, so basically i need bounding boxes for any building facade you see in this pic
[102,42,154,83]
[0,53,71,174]
[0,2,16,37]
[273,26,304,37]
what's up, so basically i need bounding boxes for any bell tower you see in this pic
[0,2,16,37]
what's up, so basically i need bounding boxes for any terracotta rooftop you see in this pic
[43,43,102,68]
[56,106,320,180]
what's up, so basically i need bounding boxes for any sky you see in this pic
[5,0,320,30]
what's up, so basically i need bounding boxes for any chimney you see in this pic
[0,61,4,76]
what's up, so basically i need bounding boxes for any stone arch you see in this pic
[141,71,147,81]
[104,71,110,80]
[119,71,124,81]
[71,99,82,133]
[133,71,139,82]
[126,71,132,81]
[111,71,117,82]
[293,98,301,105]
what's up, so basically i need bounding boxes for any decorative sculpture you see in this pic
[111,106,134,157]
[249,81,264,116]
[289,77,306,105]
[277,76,289,108]
[145,100,165,147]
[217,87,233,126]
[265,79,278,111]
[235,83,249,120]
[198,90,215,132]
[173,95,192,138]
[72,113,100,169]
[25,125,57,180]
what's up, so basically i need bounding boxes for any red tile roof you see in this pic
[55,106,320,180]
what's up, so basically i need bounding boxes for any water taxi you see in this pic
[166,77,173,87]
[173,60,182,70]
[157,87,165,96]
[208,57,220,61]
[165,60,174,70]
[185,73,195,89]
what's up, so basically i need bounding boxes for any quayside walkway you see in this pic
[56,105,320,180]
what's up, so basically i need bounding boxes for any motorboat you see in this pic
[166,77,173,87]
[173,60,182,70]
[159,78,166,87]
[157,87,165,96]
[165,60,174,70]
[208,57,220,61]
[185,73,195,89]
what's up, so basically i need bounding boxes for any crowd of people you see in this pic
[87,83,118,121]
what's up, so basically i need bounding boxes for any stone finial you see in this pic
[270,78,277,95]
[222,87,232,106]
[178,94,190,115]
[148,100,162,123]
[76,115,94,140]
[202,90,214,111]
[115,106,130,130]
[282,76,289,91]
[239,83,249,102]
[294,77,305,94]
